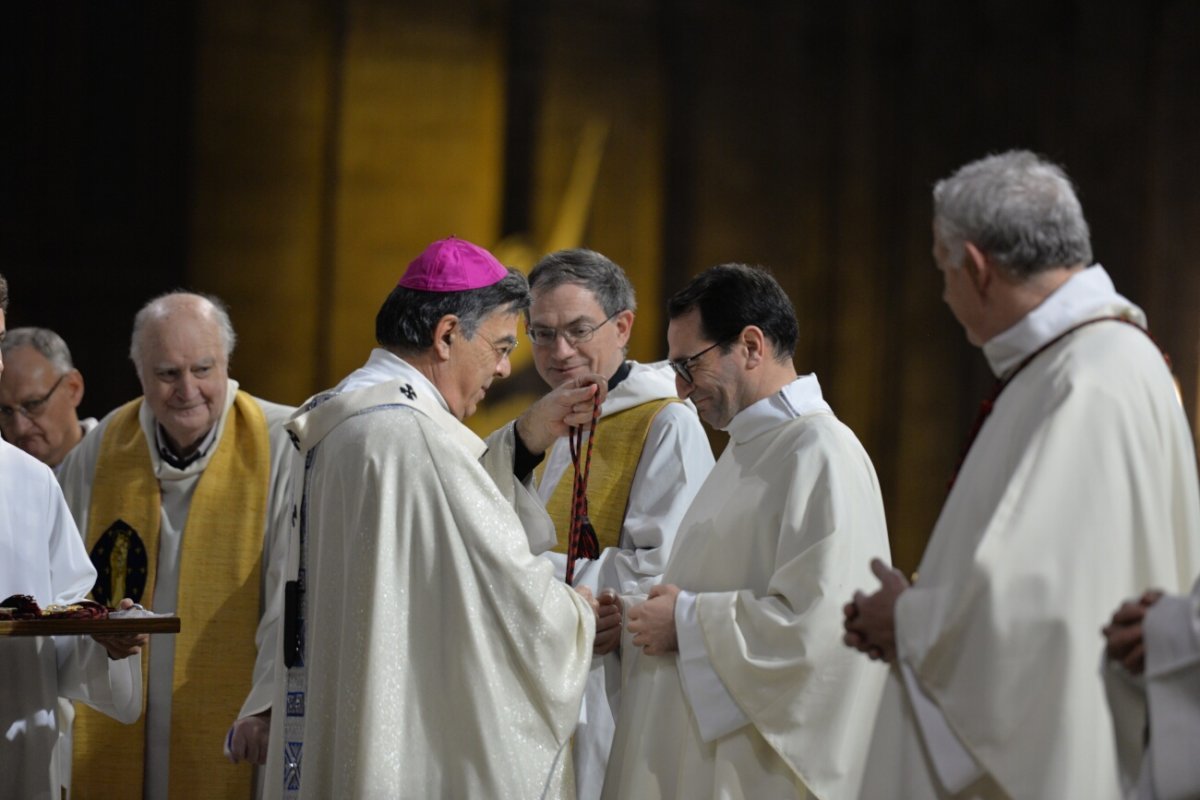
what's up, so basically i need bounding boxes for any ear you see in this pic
[613,310,635,347]
[432,315,460,362]
[64,370,85,409]
[962,242,992,297]
[740,325,767,369]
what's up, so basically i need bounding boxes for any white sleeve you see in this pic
[897,661,983,793]
[43,469,97,605]
[57,638,142,724]
[1143,581,1200,800]
[237,410,296,719]
[673,590,749,741]
[1102,650,1149,797]
[482,423,558,554]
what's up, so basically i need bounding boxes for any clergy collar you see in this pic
[982,265,1146,378]
[607,361,632,391]
[155,421,218,470]
[724,374,833,444]
[288,349,485,459]
[595,361,681,419]
[337,348,449,414]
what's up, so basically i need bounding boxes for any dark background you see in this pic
[3,0,1198,571]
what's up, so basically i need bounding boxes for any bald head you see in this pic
[130,292,236,457]
[130,292,236,375]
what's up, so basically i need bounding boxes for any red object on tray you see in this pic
[0,594,109,620]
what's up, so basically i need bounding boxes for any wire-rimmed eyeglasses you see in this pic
[526,310,621,348]
[0,374,67,422]
[668,341,726,385]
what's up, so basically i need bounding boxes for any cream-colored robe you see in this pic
[860,266,1200,800]
[268,351,594,799]
[1,439,141,800]
[1105,573,1200,800]
[605,375,891,800]
[56,379,294,798]
[492,360,715,800]
[530,361,715,593]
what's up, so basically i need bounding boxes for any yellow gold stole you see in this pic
[537,398,678,554]
[73,392,269,800]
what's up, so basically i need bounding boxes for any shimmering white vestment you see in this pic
[268,350,594,799]
[859,267,1200,799]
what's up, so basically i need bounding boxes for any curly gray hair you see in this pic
[934,150,1092,278]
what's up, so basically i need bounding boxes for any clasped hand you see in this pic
[843,559,909,664]
[576,587,623,656]
[627,584,681,656]
[1102,589,1163,675]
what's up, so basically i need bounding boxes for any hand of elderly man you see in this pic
[225,710,270,765]
[515,373,609,455]
[843,558,909,664]
[1102,589,1164,675]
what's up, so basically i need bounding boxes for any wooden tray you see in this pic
[0,615,181,637]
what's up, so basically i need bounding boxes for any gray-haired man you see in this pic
[844,150,1200,799]
[495,248,714,799]
[0,327,95,471]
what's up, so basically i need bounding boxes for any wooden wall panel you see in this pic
[8,1,1200,578]
[467,0,669,438]
[330,0,507,388]
[190,0,333,405]
[533,1,666,364]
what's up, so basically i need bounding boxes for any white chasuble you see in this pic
[270,357,594,799]
[605,376,891,800]
[490,360,714,800]
[1,439,140,800]
[56,379,294,799]
[860,267,1200,800]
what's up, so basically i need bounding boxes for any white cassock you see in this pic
[48,416,97,477]
[604,375,891,800]
[0,439,141,800]
[859,266,1200,800]
[266,349,594,800]
[493,359,715,800]
[533,361,715,592]
[1105,573,1200,800]
[57,379,294,797]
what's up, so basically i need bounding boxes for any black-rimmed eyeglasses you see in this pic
[0,374,67,422]
[527,310,621,348]
[668,342,725,385]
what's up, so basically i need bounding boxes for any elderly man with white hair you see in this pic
[0,327,97,471]
[58,291,295,799]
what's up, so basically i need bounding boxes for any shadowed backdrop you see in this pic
[3,0,1198,573]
